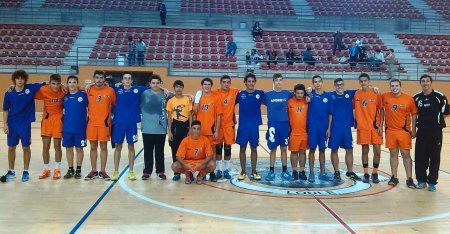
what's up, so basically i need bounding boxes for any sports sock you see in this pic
[373,163,379,174]
[282,165,287,172]
[270,167,274,172]
[216,160,222,171]
[363,163,368,174]
[223,160,230,171]
[55,162,61,169]
[44,164,49,169]
[23,170,28,172]
[8,169,15,173]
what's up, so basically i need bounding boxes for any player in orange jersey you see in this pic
[381,78,417,188]
[212,75,240,180]
[193,77,222,182]
[353,73,383,183]
[287,84,308,180]
[171,120,215,185]
[84,70,116,181]
[34,74,65,180]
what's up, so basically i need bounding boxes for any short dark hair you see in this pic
[201,77,213,86]
[93,70,105,78]
[191,120,201,127]
[294,84,306,92]
[359,73,370,80]
[334,78,344,85]
[49,74,61,83]
[122,71,132,77]
[244,73,256,82]
[220,74,231,82]
[173,80,184,88]
[312,75,322,82]
[272,73,283,81]
[150,74,162,83]
[11,70,28,82]
[390,49,394,53]
[390,78,402,86]
[419,74,433,83]
[67,75,79,84]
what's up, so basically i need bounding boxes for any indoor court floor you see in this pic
[1,119,450,234]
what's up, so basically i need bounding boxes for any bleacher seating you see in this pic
[180,0,295,15]
[398,33,450,74]
[0,24,81,66]
[0,0,25,7]
[255,30,405,72]
[91,26,238,69]
[306,0,424,19]
[42,0,158,10]
[424,0,450,20]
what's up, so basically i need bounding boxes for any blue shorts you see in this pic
[236,124,259,147]
[328,127,353,149]
[111,123,138,144]
[307,128,327,150]
[62,132,87,148]
[266,121,289,150]
[7,123,31,147]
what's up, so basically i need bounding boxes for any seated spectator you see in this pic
[252,22,263,41]
[251,49,263,64]
[266,48,277,68]
[245,51,251,65]
[374,49,385,70]
[225,38,237,58]
[285,48,296,65]
[348,42,360,67]
[303,47,316,66]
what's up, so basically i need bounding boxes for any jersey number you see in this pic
[80,140,86,147]
[201,104,209,111]
[362,100,367,107]
[268,127,276,143]
[50,98,59,103]
[96,95,102,102]
[296,106,303,112]
[391,104,398,111]
[194,148,199,156]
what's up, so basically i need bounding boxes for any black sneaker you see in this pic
[362,173,370,183]
[406,178,417,189]
[346,171,361,180]
[157,173,167,180]
[64,169,75,179]
[292,170,299,180]
[371,173,380,183]
[142,173,150,180]
[209,172,217,182]
[333,171,341,182]
[74,170,82,179]
[84,171,98,180]
[299,171,307,180]
[99,171,111,181]
[388,176,399,185]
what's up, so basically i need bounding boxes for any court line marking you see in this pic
[68,147,144,234]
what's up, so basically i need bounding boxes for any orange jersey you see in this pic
[287,97,308,135]
[195,93,222,136]
[87,85,116,127]
[213,88,239,127]
[382,92,417,131]
[35,84,64,117]
[353,89,382,130]
[176,135,213,161]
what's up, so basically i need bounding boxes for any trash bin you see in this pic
[116,56,125,66]
[239,21,246,29]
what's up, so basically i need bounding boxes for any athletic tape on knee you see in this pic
[215,144,223,155]
[363,163,369,168]
[373,163,379,168]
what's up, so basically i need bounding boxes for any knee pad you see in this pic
[224,145,232,156]
[215,144,223,155]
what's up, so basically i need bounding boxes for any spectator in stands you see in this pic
[332,28,344,55]
[158,3,167,25]
[285,48,296,65]
[266,48,277,68]
[252,22,263,41]
[385,49,398,79]
[365,49,376,69]
[374,49,385,70]
[348,42,359,67]
[356,37,364,47]
[127,36,136,66]
[245,51,251,65]
[225,38,237,59]
[251,49,263,64]
[136,37,146,66]
[303,47,316,66]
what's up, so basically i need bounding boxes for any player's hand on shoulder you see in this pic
[6,84,14,92]
[115,82,122,87]
[372,86,380,94]
[306,87,312,94]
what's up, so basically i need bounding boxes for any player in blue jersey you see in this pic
[306,75,331,182]
[111,72,148,181]
[264,73,293,181]
[327,78,360,182]
[2,70,44,182]
[62,75,88,179]
[235,73,265,180]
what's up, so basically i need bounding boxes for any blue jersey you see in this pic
[62,91,88,134]
[113,85,148,124]
[236,89,265,126]
[264,89,292,122]
[307,90,330,131]
[3,83,43,125]
[329,90,356,129]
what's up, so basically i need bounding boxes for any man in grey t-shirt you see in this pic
[140,74,168,180]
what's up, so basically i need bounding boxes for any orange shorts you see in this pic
[357,129,383,145]
[217,126,235,145]
[288,134,308,151]
[385,129,411,149]
[86,125,110,142]
[41,114,62,138]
